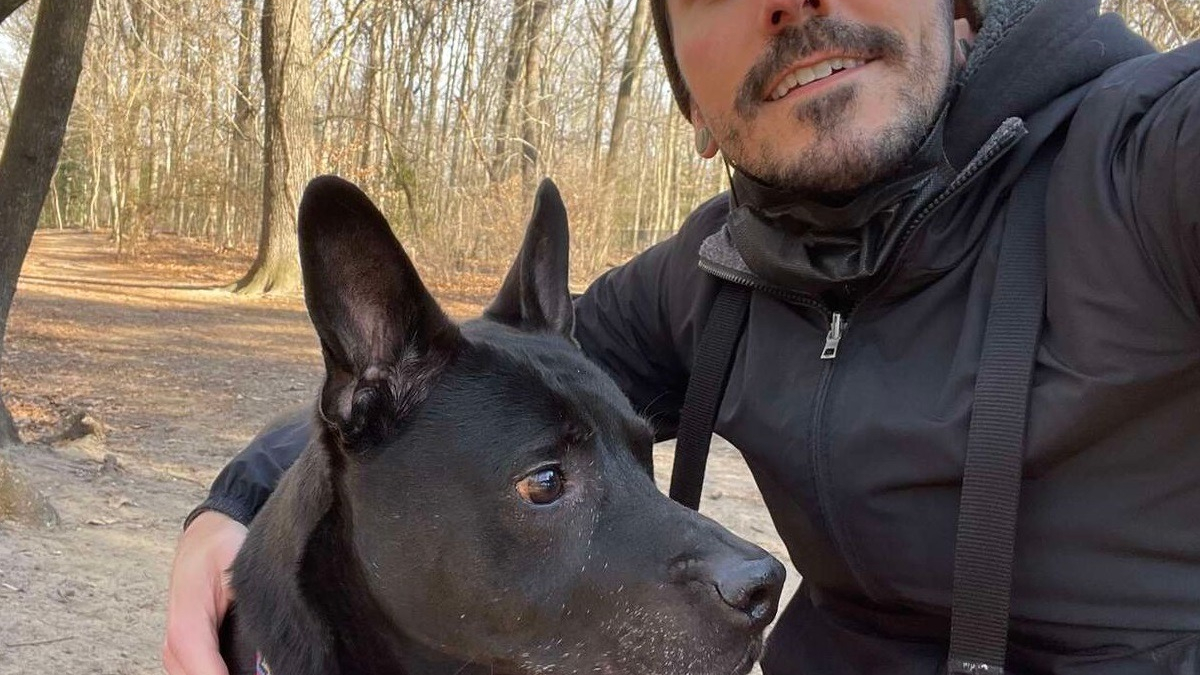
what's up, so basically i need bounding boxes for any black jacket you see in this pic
[196,0,1200,671]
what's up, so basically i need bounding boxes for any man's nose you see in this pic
[711,556,786,631]
[759,0,821,33]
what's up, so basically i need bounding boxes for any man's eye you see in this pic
[517,467,565,505]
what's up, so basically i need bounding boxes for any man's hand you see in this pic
[163,511,247,675]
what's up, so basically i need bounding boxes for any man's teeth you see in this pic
[770,58,867,101]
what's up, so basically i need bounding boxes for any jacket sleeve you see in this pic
[574,241,689,440]
[574,194,731,440]
[1115,42,1200,323]
[184,407,312,528]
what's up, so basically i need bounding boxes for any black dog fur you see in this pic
[220,176,785,675]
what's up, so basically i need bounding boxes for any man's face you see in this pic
[668,0,957,193]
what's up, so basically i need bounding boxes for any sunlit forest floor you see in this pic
[0,230,796,674]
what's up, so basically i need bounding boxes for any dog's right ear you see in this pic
[298,175,460,447]
[484,179,574,339]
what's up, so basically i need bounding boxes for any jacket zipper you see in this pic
[698,118,1026,364]
[843,123,1027,321]
[809,344,853,586]
[821,312,846,360]
[698,258,830,317]
[695,124,1026,601]
[701,258,848,361]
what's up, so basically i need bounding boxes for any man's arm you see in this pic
[184,405,312,528]
[1116,43,1200,320]
[575,192,733,441]
[575,243,689,441]
[165,408,312,675]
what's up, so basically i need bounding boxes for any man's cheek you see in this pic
[676,31,743,107]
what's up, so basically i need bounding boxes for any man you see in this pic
[166,0,1200,672]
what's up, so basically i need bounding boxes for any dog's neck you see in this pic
[231,444,403,675]
[300,501,411,673]
[297,453,503,675]
[235,440,518,675]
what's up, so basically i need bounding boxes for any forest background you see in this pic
[4,0,1193,287]
[0,1,1194,673]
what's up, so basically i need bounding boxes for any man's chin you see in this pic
[735,121,930,195]
[733,152,889,196]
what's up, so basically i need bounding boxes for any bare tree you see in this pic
[587,0,617,171]
[231,0,315,294]
[519,0,552,189]
[11,0,731,282]
[605,0,651,176]
[0,0,94,447]
[492,0,534,181]
[222,0,259,248]
[0,0,93,526]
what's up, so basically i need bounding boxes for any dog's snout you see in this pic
[713,556,785,630]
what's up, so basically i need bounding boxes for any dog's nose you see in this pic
[712,556,785,631]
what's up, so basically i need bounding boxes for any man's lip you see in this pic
[760,53,875,101]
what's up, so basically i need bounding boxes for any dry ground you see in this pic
[0,231,798,675]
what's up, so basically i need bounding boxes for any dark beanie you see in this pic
[650,0,692,120]
[650,0,988,123]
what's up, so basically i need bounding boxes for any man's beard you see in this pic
[708,13,957,194]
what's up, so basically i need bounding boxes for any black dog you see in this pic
[220,176,785,675]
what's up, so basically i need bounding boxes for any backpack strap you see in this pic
[947,148,1055,674]
[669,283,752,511]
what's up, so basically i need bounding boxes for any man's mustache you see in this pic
[736,19,907,115]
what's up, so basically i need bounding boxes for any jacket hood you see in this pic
[704,0,1154,302]
[946,0,1151,167]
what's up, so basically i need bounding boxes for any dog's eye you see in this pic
[517,467,565,505]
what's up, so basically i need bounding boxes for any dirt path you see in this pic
[0,231,797,674]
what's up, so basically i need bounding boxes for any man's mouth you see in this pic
[765,57,871,102]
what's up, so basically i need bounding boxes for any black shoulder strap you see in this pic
[947,148,1054,674]
[669,148,1049,670]
[669,283,752,511]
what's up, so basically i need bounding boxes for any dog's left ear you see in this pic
[485,178,574,339]
[299,175,460,447]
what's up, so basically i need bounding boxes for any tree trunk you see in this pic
[0,0,95,448]
[0,0,29,26]
[358,12,385,172]
[0,0,91,527]
[0,402,14,450]
[227,0,258,246]
[491,0,533,181]
[605,0,651,177]
[519,0,552,190]
[0,447,58,526]
[231,0,314,295]
[589,0,617,171]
